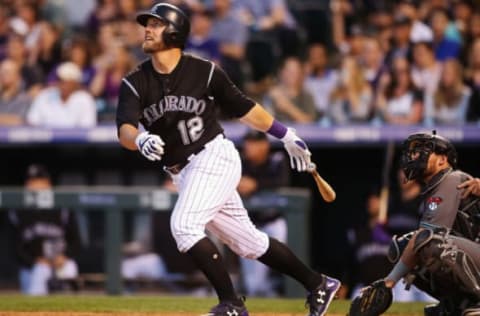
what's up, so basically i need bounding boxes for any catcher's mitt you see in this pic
[348,280,393,316]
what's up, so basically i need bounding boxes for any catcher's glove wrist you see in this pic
[348,279,393,316]
[135,131,165,161]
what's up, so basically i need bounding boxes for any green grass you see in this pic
[0,295,426,314]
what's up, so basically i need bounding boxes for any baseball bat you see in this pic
[307,163,336,203]
[378,141,395,224]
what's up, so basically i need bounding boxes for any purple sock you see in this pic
[266,120,288,139]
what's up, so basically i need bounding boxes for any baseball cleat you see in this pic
[202,299,249,316]
[305,275,341,316]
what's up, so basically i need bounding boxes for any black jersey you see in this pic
[8,209,80,268]
[116,54,255,166]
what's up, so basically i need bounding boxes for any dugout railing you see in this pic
[0,186,310,297]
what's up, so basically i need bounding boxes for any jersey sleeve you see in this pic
[116,79,142,130]
[210,65,255,118]
[420,174,462,230]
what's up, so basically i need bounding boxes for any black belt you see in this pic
[164,134,224,175]
[164,161,188,175]
[164,145,206,175]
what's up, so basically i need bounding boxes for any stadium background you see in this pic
[0,0,479,300]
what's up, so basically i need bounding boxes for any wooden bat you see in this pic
[307,163,336,203]
[378,141,395,224]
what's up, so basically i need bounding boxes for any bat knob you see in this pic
[307,162,316,173]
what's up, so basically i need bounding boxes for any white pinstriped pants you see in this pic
[169,134,270,259]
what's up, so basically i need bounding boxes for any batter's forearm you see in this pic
[239,104,275,132]
[119,124,140,151]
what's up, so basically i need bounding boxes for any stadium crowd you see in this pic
[1,0,480,128]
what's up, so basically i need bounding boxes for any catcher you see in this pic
[349,131,480,316]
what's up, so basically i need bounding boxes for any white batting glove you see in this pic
[281,128,311,172]
[135,131,165,161]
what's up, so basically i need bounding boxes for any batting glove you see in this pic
[281,128,311,172]
[135,131,165,161]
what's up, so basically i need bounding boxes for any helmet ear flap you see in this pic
[162,23,178,47]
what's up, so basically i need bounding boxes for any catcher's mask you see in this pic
[400,130,457,181]
[136,3,190,49]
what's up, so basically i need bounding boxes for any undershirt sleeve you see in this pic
[210,65,255,118]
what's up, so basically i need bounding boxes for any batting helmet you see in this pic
[136,3,190,48]
[400,130,457,181]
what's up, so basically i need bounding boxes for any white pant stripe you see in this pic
[169,135,269,258]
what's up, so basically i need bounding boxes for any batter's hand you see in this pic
[458,177,480,198]
[281,128,311,172]
[135,131,165,161]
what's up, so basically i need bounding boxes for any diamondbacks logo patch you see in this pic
[427,196,443,211]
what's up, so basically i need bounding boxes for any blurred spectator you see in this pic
[90,42,136,122]
[387,168,421,238]
[371,11,393,56]
[452,0,474,40]
[304,43,339,121]
[115,0,144,54]
[63,0,96,32]
[0,4,10,60]
[429,8,462,61]
[8,164,80,295]
[425,58,471,125]
[237,130,289,297]
[375,56,424,125]
[395,0,433,43]
[330,0,366,57]
[5,34,44,95]
[329,56,373,124]
[343,188,392,299]
[385,13,413,65]
[268,57,317,123]
[27,62,97,128]
[469,11,480,40]
[459,10,480,66]
[238,0,301,81]
[122,241,168,286]
[466,38,480,122]
[28,22,62,79]
[185,9,220,63]
[210,0,248,90]
[411,41,442,98]
[117,0,138,19]
[86,0,119,36]
[12,1,42,52]
[360,36,387,93]
[0,59,31,126]
[48,36,96,88]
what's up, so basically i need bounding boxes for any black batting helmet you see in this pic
[400,130,457,181]
[136,3,190,48]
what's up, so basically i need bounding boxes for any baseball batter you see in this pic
[116,3,340,316]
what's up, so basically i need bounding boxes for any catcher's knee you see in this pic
[414,230,480,298]
[413,229,445,270]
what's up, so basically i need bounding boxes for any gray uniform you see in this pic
[413,168,480,303]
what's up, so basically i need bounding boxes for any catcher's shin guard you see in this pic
[348,280,393,316]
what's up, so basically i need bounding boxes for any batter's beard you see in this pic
[142,41,164,54]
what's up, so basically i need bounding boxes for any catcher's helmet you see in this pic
[400,130,457,181]
[136,3,190,48]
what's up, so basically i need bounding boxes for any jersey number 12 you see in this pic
[177,117,204,145]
